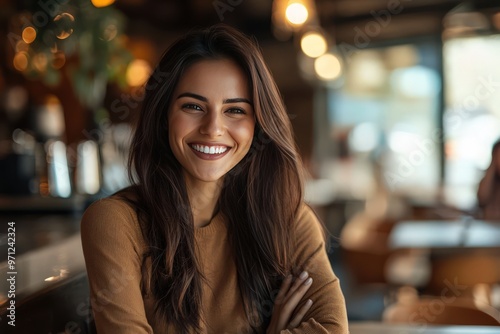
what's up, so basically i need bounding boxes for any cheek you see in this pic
[168,114,190,143]
[234,122,255,150]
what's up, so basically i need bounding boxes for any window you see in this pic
[326,40,442,198]
[443,34,500,207]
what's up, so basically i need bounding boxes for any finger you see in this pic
[274,275,293,305]
[288,299,313,329]
[284,271,309,301]
[279,277,313,320]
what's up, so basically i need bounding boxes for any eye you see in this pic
[226,108,246,115]
[182,103,203,112]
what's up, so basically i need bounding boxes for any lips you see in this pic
[189,143,231,160]
[190,144,228,155]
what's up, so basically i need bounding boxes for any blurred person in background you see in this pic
[477,139,500,220]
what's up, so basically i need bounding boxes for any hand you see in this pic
[266,271,314,334]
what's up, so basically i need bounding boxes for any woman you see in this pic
[477,140,500,220]
[81,24,348,333]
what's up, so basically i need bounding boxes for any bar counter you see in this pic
[0,213,90,332]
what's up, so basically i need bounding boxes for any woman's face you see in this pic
[168,58,255,186]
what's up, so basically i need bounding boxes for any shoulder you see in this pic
[84,185,138,216]
[294,204,325,236]
[82,192,136,223]
[81,186,142,241]
[292,203,328,246]
[295,203,319,223]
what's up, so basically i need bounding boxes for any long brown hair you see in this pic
[127,24,304,333]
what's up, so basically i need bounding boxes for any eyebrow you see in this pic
[177,92,252,105]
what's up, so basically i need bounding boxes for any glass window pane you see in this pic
[443,34,500,207]
[327,42,441,197]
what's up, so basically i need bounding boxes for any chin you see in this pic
[192,173,226,184]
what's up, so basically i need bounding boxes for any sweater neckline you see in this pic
[195,211,225,237]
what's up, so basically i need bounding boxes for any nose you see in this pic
[199,109,224,137]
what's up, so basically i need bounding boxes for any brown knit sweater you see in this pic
[81,191,348,333]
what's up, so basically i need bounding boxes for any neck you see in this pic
[185,176,223,228]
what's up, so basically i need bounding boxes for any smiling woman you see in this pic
[168,58,256,200]
[80,24,348,334]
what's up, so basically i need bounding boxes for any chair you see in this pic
[424,250,500,300]
[383,296,500,326]
[340,211,400,284]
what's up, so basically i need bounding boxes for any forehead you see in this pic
[174,58,251,98]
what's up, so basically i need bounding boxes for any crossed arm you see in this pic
[81,199,348,333]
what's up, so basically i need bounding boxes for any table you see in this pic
[386,219,500,287]
[389,219,500,249]
[349,322,500,333]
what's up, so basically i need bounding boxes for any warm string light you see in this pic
[273,0,343,82]
[126,59,152,87]
[285,2,309,25]
[273,0,314,33]
[314,53,342,80]
[91,0,116,8]
[300,31,327,58]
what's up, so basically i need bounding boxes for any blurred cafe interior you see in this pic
[1,0,500,332]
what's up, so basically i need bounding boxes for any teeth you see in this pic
[191,144,228,155]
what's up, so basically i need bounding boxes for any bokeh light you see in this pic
[349,123,379,152]
[22,26,37,44]
[126,59,152,87]
[314,53,342,80]
[13,52,29,72]
[91,0,116,8]
[54,13,75,40]
[285,3,308,25]
[301,32,327,58]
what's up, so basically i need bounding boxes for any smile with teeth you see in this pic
[190,144,229,155]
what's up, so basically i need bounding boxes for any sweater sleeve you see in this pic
[281,205,349,334]
[80,198,154,334]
